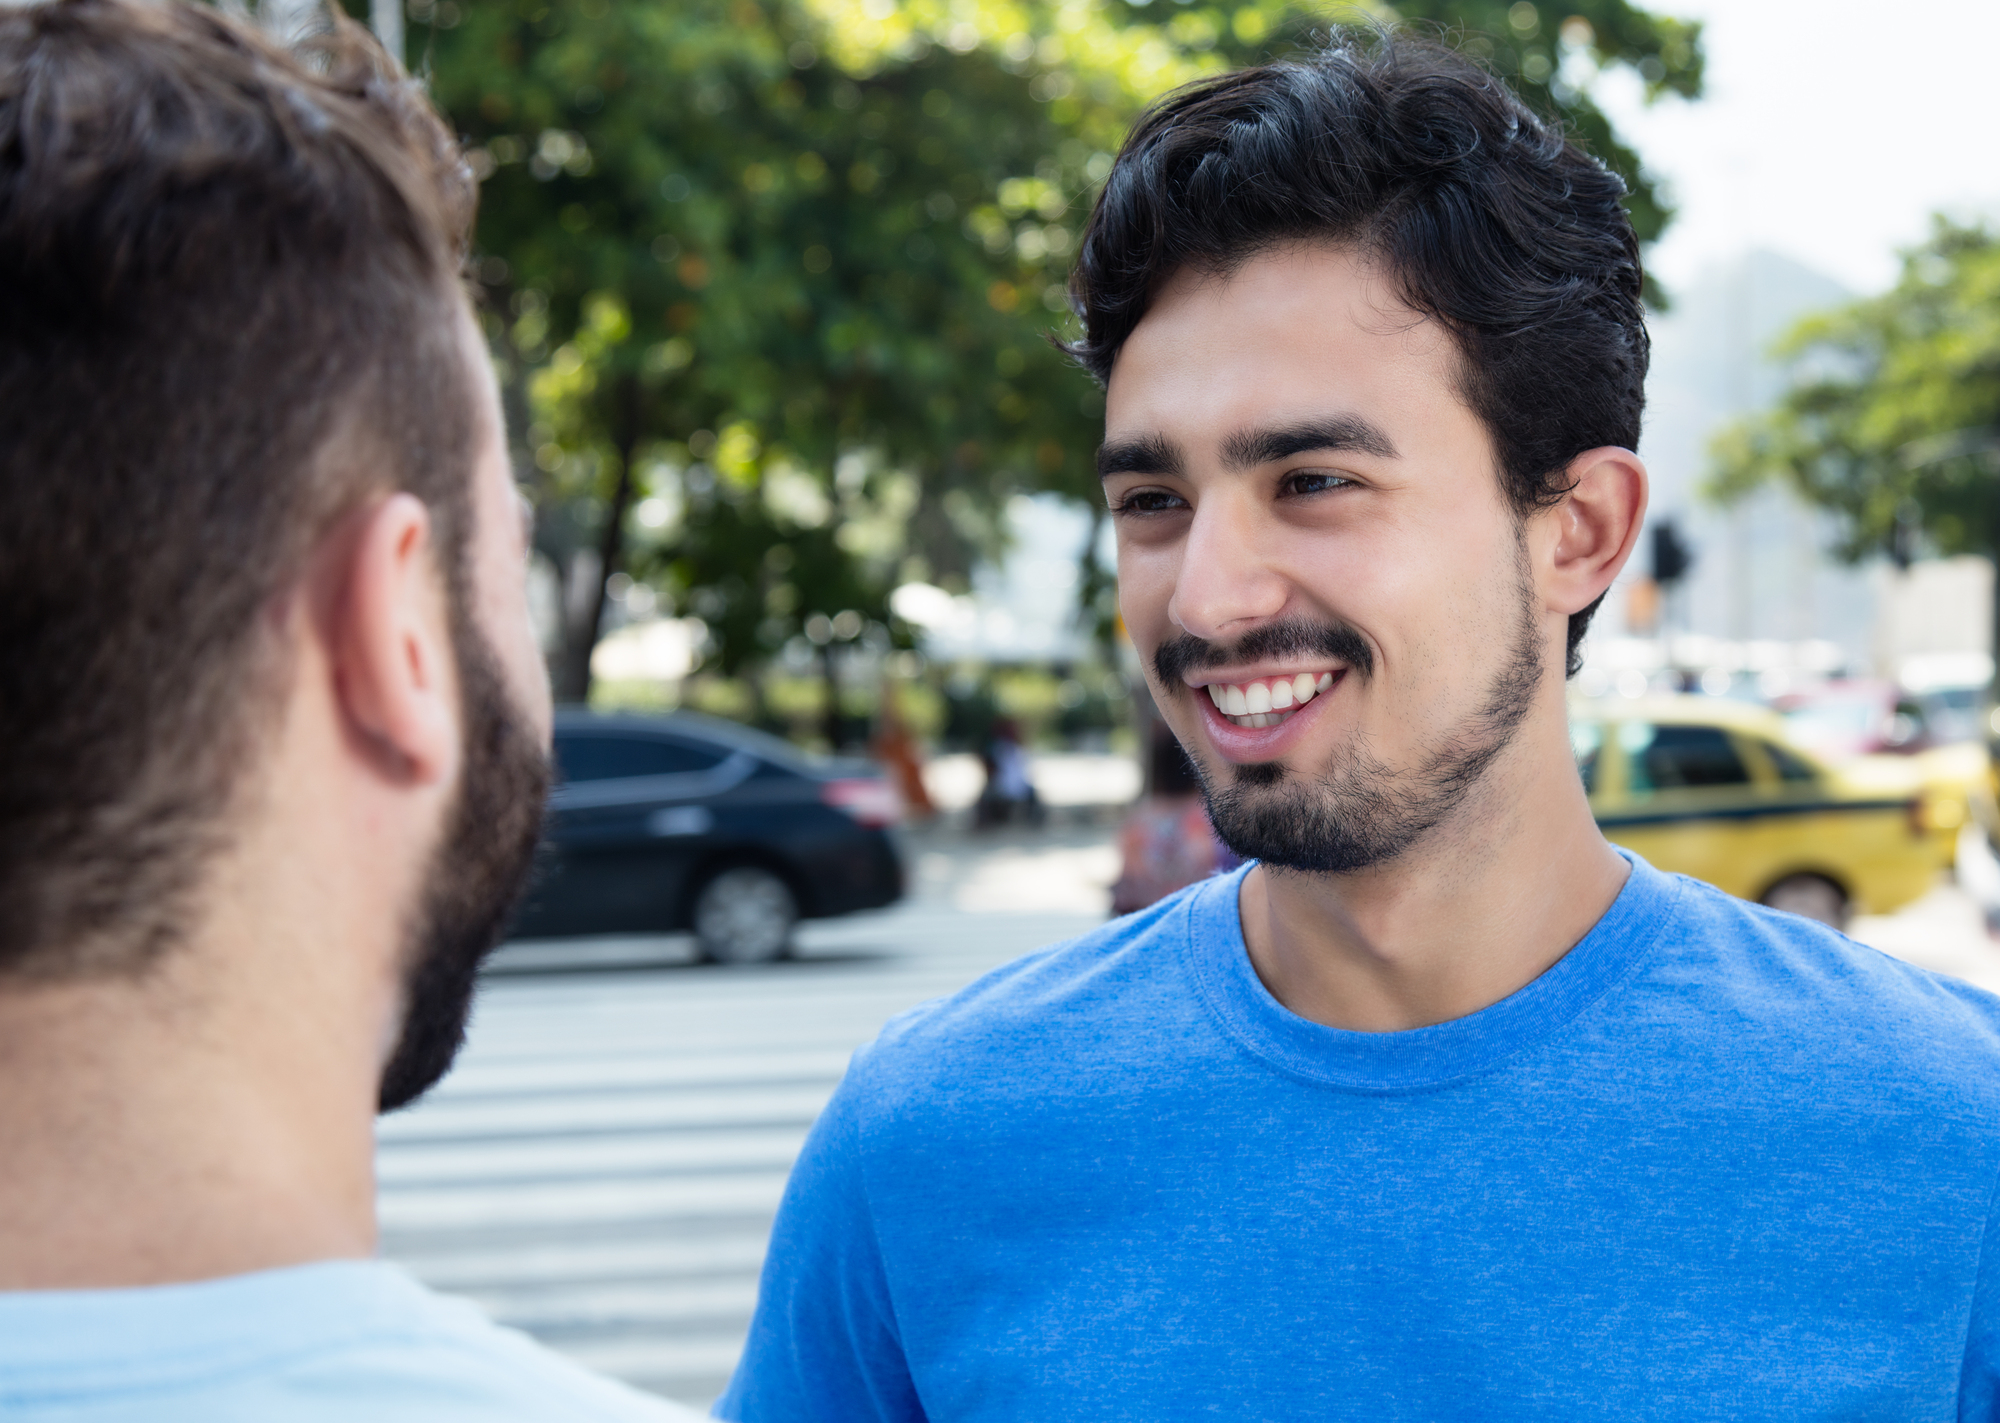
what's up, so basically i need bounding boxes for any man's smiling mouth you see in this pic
[1201,671,1339,729]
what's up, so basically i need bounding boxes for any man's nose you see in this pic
[1165,493,1290,643]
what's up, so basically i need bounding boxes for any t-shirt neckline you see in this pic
[1182,850,1679,1092]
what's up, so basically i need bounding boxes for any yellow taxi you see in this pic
[1572,696,1941,928]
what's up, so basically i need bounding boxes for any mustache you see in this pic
[1152,618,1375,690]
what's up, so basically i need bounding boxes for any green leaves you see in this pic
[1709,219,2000,569]
[407,0,1702,695]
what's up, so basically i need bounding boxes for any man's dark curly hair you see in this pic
[1066,33,1648,676]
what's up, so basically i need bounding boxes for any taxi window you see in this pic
[1570,721,1602,794]
[1761,740,1820,784]
[1621,723,1750,795]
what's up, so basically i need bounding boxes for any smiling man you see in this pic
[722,38,2000,1421]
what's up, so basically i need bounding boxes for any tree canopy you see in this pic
[401,0,1704,706]
[1710,219,2000,663]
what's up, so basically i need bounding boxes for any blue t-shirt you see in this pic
[720,855,2000,1421]
[0,1259,706,1421]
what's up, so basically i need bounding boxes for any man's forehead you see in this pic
[1104,247,1469,463]
[1138,242,1418,336]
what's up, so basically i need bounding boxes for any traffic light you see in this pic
[1651,520,1693,586]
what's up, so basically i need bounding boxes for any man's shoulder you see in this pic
[0,1261,705,1422]
[1659,868,2000,1089]
[325,1268,707,1421]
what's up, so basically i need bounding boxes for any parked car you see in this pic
[1572,697,1942,928]
[510,710,905,962]
[1776,679,1934,758]
[1774,679,1985,865]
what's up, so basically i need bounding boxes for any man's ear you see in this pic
[1543,447,1648,617]
[325,493,458,786]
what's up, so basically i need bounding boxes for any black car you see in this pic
[511,710,905,962]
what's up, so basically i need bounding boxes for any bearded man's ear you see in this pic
[318,493,460,788]
[1544,447,1648,618]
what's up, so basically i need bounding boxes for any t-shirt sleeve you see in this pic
[1961,1170,2000,1419]
[715,1055,925,1423]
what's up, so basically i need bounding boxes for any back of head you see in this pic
[1068,33,1648,670]
[0,0,477,977]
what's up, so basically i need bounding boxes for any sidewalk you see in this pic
[1853,880,2000,996]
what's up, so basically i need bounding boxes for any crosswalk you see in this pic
[375,831,1115,1409]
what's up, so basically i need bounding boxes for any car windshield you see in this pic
[1760,739,1821,784]
[667,713,831,773]
[554,734,726,783]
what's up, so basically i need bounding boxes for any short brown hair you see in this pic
[0,0,479,976]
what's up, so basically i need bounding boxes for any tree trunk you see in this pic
[820,642,844,751]
[1990,546,2000,731]
[551,374,643,704]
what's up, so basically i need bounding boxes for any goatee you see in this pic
[1161,588,1542,874]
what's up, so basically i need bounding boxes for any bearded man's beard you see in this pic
[377,620,550,1113]
[1158,578,1544,876]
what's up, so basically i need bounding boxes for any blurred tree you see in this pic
[1709,219,2000,674]
[398,0,1701,705]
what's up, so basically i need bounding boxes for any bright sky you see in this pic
[1593,0,2000,296]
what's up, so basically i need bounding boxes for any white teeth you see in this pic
[1200,671,1342,726]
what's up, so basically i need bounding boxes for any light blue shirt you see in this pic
[0,1259,706,1421]
[723,853,2000,1421]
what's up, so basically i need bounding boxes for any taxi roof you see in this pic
[1567,694,1790,738]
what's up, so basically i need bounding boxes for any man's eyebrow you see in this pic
[1221,416,1399,469]
[1096,433,1185,479]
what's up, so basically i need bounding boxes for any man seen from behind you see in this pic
[0,2,704,1417]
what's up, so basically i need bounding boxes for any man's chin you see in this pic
[1229,759,1288,789]
[1196,746,1424,875]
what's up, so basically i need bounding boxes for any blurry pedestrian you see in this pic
[1110,728,1240,914]
[870,677,934,820]
[0,3,700,1419]
[973,716,1041,827]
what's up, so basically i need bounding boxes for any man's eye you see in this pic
[1283,469,1353,497]
[1111,489,1188,515]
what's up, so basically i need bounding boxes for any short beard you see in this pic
[377,620,550,1113]
[1171,577,1544,876]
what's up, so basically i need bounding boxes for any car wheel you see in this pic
[1759,873,1850,931]
[693,866,798,965]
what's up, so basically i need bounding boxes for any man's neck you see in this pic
[1235,719,1629,1033]
[0,935,383,1290]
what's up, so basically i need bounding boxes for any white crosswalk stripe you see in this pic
[375,831,1115,1410]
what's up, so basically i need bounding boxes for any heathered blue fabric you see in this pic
[720,853,2000,1421]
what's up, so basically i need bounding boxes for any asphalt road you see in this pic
[375,822,2000,1411]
